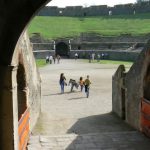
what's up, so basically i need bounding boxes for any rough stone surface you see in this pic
[14,31,41,131]
[112,40,150,130]
[112,65,126,118]
[125,41,150,129]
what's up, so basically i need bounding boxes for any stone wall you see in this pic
[33,49,140,61]
[125,42,150,129]
[112,40,150,130]
[30,33,148,51]
[12,31,41,131]
[112,65,126,119]
[31,34,147,61]
[38,2,150,17]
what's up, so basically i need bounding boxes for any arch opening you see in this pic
[56,42,69,57]
[1,0,149,149]
[17,63,27,120]
[144,64,150,101]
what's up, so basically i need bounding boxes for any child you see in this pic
[79,77,84,92]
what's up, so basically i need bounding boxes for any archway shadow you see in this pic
[67,112,134,135]
[65,112,150,150]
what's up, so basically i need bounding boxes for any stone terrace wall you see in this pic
[30,34,148,52]
[38,2,150,16]
[33,49,140,62]
[31,34,146,61]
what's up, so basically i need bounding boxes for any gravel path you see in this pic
[29,59,150,150]
[33,59,133,135]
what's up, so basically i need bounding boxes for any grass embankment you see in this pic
[36,59,133,68]
[36,59,47,67]
[28,13,150,39]
[90,60,133,68]
[92,60,133,65]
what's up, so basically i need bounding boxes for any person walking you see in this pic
[49,55,53,64]
[46,55,49,63]
[88,53,92,63]
[59,73,66,94]
[75,53,78,60]
[97,54,101,62]
[53,55,56,64]
[84,75,91,98]
[57,55,61,64]
[68,79,79,92]
[79,77,84,92]
[92,53,95,62]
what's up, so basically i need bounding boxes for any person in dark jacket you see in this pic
[68,79,79,92]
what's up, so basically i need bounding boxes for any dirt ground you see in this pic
[33,59,133,135]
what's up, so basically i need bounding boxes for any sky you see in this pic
[47,0,137,7]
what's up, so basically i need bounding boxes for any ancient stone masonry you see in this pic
[38,2,150,17]
[31,33,148,61]
[13,31,41,131]
[0,0,50,148]
[7,31,41,150]
[0,30,41,150]
[31,33,148,51]
[112,40,150,130]
[112,65,126,119]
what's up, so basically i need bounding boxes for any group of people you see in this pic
[46,54,61,64]
[88,53,100,63]
[88,52,109,63]
[59,73,91,98]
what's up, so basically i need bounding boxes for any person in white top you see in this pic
[49,55,53,64]
[46,55,49,63]
[75,53,78,60]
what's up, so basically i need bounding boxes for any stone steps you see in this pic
[27,131,150,150]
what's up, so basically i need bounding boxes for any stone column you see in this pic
[53,40,56,51]
[0,65,18,150]
[69,40,71,50]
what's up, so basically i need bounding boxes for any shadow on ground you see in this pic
[68,97,86,100]
[65,112,150,150]
[44,91,81,97]
[67,112,134,134]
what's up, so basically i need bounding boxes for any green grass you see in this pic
[28,13,150,39]
[36,59,47,67]
[94,60,133,65]
[89,60,133,67]
[36,59,133,68]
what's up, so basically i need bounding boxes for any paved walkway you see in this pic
[28,59,150,150]
[28,131,150,150]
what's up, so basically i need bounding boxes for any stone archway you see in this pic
[56,42,69,57]
[0,1,50,149]
[0,0,150,149]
